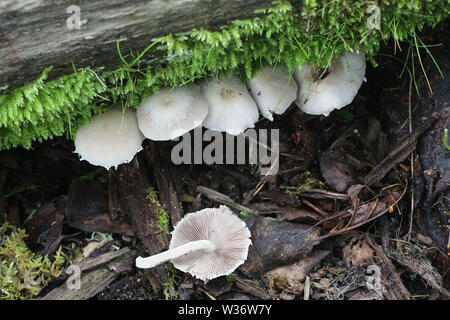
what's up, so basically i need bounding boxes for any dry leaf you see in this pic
[343,238,375,266]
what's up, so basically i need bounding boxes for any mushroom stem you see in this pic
[135,240,216,269]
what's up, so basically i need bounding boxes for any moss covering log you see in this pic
[0,0,448,150]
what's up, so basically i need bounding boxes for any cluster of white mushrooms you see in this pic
[74,50,366,169]
[72,51,367,281]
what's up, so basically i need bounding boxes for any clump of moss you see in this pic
[0,222,65,300]
[0,0,448,150]
[146,188,170,235]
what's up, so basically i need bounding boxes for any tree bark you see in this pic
[0,0,278,90]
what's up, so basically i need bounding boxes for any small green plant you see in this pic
[162,262,180,300]
[444,128,450,150]
[285,171,326,196]
[225,273,236,282]
[0,222,66,300]
[3,184,41,199]
[239,210,252,217]
[79,167,105,180]
[146,188,170,235]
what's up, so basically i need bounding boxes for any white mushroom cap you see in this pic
[295,50,366,116]
[246,65,298,121]
[74,107,144,169]
[169,205,251,281]
[136,85,209,140]
[135,205,252,282]
[200,75,259,135]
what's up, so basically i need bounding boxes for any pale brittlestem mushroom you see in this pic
[200,75,259,135]
[246,65,298,121]
[74,106,144,169]
[295,50,366,116]
[136,85,209,140]
[135,205,252,282]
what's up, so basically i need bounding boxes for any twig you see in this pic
[364,117,435,186]
[406,78,414,242]
[196,186,260,214]
[304,276,311,300]
[242,157,279,205]
[280,186,348,201]
[302,199,329,218]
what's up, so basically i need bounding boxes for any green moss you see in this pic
[0,0,448,150]
[444,129,450,150]
[0,222,65,300]
[162,262,180,300]
[146,188,170,235]
[285,171,325,195]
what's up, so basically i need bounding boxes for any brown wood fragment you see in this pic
[364,117,435,186]
[365,235,412,300]
[234,276,275,300]
[196,185,259,214]
[280,186,349,201]
[239,215,320,277]
[114,162,168,252]
[40,248,136,300]
[26,195,67,255]
[62,247,132,276]
[147,142,183,226]
[66,178,134,236]
[387,243,450,297]
[258,190,302,207]
[113,161,169,293]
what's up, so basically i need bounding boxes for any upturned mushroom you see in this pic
[295,50,366,116]
[246,65,298,121]
[136,85,209,140]
[200,75,259,135]
[135,205,252,282]
[74,106,144,169]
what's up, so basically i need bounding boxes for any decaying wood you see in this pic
[0,0,281,90]
[114,161,168,253]
[234,276,275,300]
[258,190,302,207]
[26,195,67,255]
[40,247,135,300]
[146,142,183,226]
[365,235,412,300]
[364,117,436,186]
[113,160,169,293]
[66,178,134,236]
[387,242,450,297]
[62,247,132,276]
[280,187,349,201]
[239,214,320,277]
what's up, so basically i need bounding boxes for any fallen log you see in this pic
[0,0,278,90]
